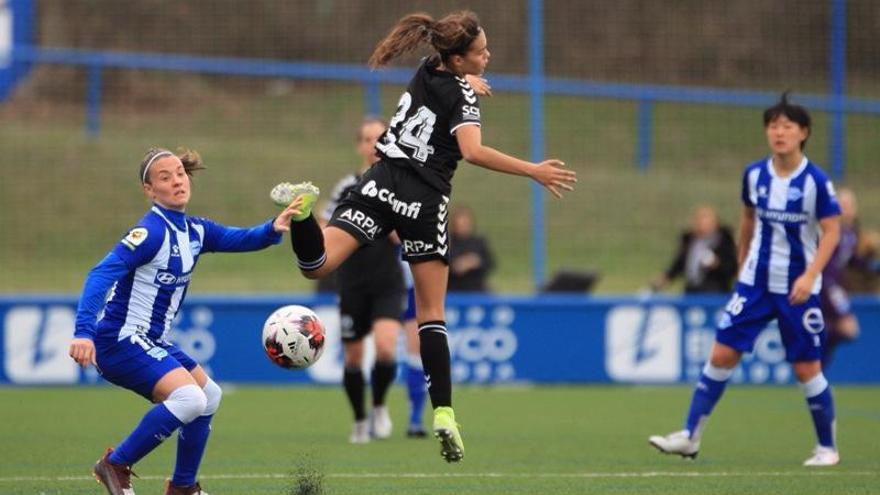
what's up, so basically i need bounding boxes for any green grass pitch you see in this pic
[1,385,877,494]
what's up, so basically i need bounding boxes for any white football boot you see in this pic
[371,405,393,439]
[803,446,840,466]
[349,419,370,444]
[648,430,700,459]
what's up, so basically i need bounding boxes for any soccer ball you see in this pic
[262,305,326,369]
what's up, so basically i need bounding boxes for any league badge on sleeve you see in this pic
[121,227,149,251]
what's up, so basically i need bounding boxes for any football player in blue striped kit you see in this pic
[68,148,303,495]
[272,10,576,462]
[650,94,843,466]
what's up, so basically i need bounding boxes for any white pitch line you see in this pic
[0,471,877,482]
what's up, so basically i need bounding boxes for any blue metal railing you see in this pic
[12,47,880,138]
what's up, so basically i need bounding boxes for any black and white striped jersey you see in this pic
[375,57,481,194]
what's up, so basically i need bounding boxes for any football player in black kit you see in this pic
[320,117,407,444]
[272,10,576,463]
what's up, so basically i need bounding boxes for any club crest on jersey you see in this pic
[360,180,422,219]
[121,227,149,251]
[787,187,803,202]
[338,208,380,240]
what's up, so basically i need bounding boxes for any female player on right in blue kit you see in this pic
[649,93,842,466]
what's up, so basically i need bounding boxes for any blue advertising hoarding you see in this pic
[1,294,877,386]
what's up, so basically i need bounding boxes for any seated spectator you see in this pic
[821,187,863,366]
[844,226,880,294]
[448,206,495,292]
[651,205,737,294]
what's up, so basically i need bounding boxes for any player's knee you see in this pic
[300,265,330,280]
[375,337,396,362]
[165,384,208,424]
[202,378,223,416]
[344,354,363,368]
[793,362,822,383]
[709,343,741,368]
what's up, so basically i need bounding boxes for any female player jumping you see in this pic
[69,148,302,494]
[272,10,576,462]
[649,94,842,466]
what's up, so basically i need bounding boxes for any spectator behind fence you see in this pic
[651,205,737,294]
[820,187,861,367]
[839,191,880,294]
[848,229,880,292]
[448,206,495,292]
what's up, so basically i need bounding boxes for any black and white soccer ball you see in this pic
[262,305,326,369]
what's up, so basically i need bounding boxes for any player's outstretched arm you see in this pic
[456,125,576,198]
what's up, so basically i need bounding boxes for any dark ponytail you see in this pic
[368,13,435,69]
[369,10,482,68]
[176,147,206,177]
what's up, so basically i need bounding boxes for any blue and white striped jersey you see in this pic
[75,204,281,341]
[738,157,841,295]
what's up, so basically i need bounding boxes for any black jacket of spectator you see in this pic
[448,235,494,292]
[664,226,738,293]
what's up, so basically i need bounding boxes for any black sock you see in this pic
[343,367,366,421]
[418,321,451,409]
[289,214,326,271]
[371,360,397,407]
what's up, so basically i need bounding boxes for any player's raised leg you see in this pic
[271,182,361,278]
[410,259,463,462]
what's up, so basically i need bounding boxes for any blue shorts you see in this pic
[402,287,416,321]
[95,333,198,400]
[716,283,826,363]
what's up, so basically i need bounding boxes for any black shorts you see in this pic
[328,160,451,264]
[339,286,407,342]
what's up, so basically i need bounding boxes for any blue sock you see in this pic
[802,373,836,448]
[110,403,184,466]
[684,363,732,439]
[406,356,427,428]
[172,414,213,487]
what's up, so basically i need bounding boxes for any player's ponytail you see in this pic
[368,13,435,69]
[368,10,482,69]
[176,147,206,177]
